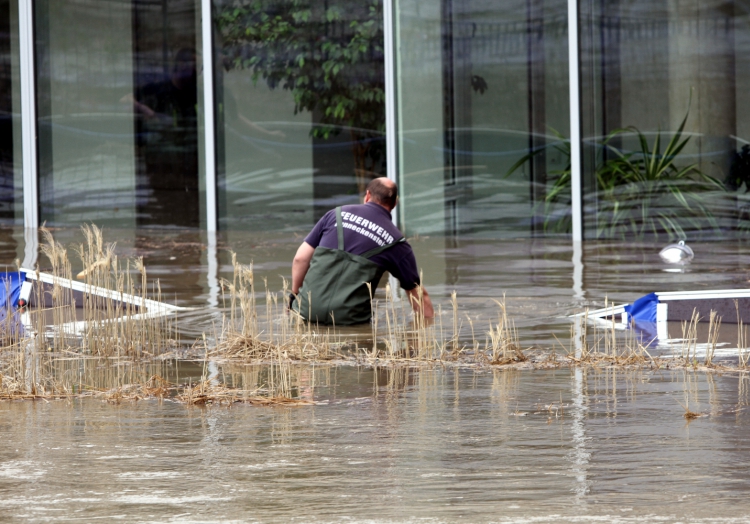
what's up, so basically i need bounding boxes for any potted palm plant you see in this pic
[507,107,726,239]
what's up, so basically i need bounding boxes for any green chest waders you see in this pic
[293,207,404,325]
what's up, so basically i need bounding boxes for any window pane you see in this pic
[580,0,744,240]
[396,0,570,239]
[35,0,202,228]
[0,0,23,225]
[213,0,386,235]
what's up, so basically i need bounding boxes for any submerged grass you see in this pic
[207,254,530,368]
[4,225,750,405]
[0,225,180,400]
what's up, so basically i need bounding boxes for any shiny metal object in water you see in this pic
[659,240,694,264]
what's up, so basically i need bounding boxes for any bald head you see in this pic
[366,177,398,210]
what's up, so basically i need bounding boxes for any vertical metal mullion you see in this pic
[568,0,583,241]
[207,230,218,307]
[19,0,38,230]
[201,0,218,232]
[384,0,402,298]
[383,0,398,228]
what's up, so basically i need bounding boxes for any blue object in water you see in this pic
[0,272,26,338]
[0,271,26,308]
[623,292,659,323]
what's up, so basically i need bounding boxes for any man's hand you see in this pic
[291,242,315,295]
[405,286,434,319]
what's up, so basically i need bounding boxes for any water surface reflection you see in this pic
[2,367,750,521]
[2,227,750,521]
[3,226,749,348]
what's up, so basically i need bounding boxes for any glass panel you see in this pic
[396,0,570,239]
[35,0,202,228]
[35,0,136,227]
[132,0,202,228]
[213,0,386,235]
[580,0,746,240]
[0,0,23,225]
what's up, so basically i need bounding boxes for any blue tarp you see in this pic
[0,272,26,339]
[0,271,26,308]
[623,292,659,323]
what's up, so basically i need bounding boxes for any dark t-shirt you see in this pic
[304,202,420,290]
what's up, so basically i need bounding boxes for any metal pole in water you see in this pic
[383,0,400,301]
[19,0,38,230]
[568,0,583,242]
[201,0,218,232]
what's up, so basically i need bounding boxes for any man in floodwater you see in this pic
[291,177,434,325]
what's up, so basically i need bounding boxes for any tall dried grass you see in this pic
[0,225,177,399]
[6,225,750,405]
[208,254,527,367]
[568,301,656,367]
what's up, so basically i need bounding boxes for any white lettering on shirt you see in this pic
[341,210,401,247]
[342,221,385,246]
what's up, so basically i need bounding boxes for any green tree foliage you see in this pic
[215,0,385,192]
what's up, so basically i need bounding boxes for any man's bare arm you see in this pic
[291,242,315,294]
[405,286,434,319]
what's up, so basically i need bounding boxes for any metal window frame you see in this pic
[16,0,583,242]
[568,0,583,242]
[383,0,398,228]
[19,0,37,231]
[201,0,218,232]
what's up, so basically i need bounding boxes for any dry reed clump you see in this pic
[2,364,317,406]
[569,300,750,372]
[206,253,350,363]
[99,375,313,406]
[176,380,314,406]
[567,301,661,369]
[0,225,179,399]
[486,297,527,365]
[367,283,528,365]
[22,225,177,357]
[208,255,529,367]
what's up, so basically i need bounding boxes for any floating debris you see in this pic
[659,240,694,264]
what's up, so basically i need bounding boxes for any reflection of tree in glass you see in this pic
[221,87,286,139]
[216,0,385,195]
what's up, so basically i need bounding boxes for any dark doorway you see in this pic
[132,0,200,228]
[0,0,17,223]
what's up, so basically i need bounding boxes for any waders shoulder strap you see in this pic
[335,207,344,250]
[361,237,406,259]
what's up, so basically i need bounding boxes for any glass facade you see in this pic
[35,0,202,229]
[213,0,386,234]
[396,0,570,238]
[0,0,23,226]
[580,0,750,240]
[4,0,750,242]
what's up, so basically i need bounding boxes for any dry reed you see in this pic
[0,225,177,399]
[209,255,528,368]
[7,225,750,406]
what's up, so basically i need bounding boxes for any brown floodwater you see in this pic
[2,227,750,522]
